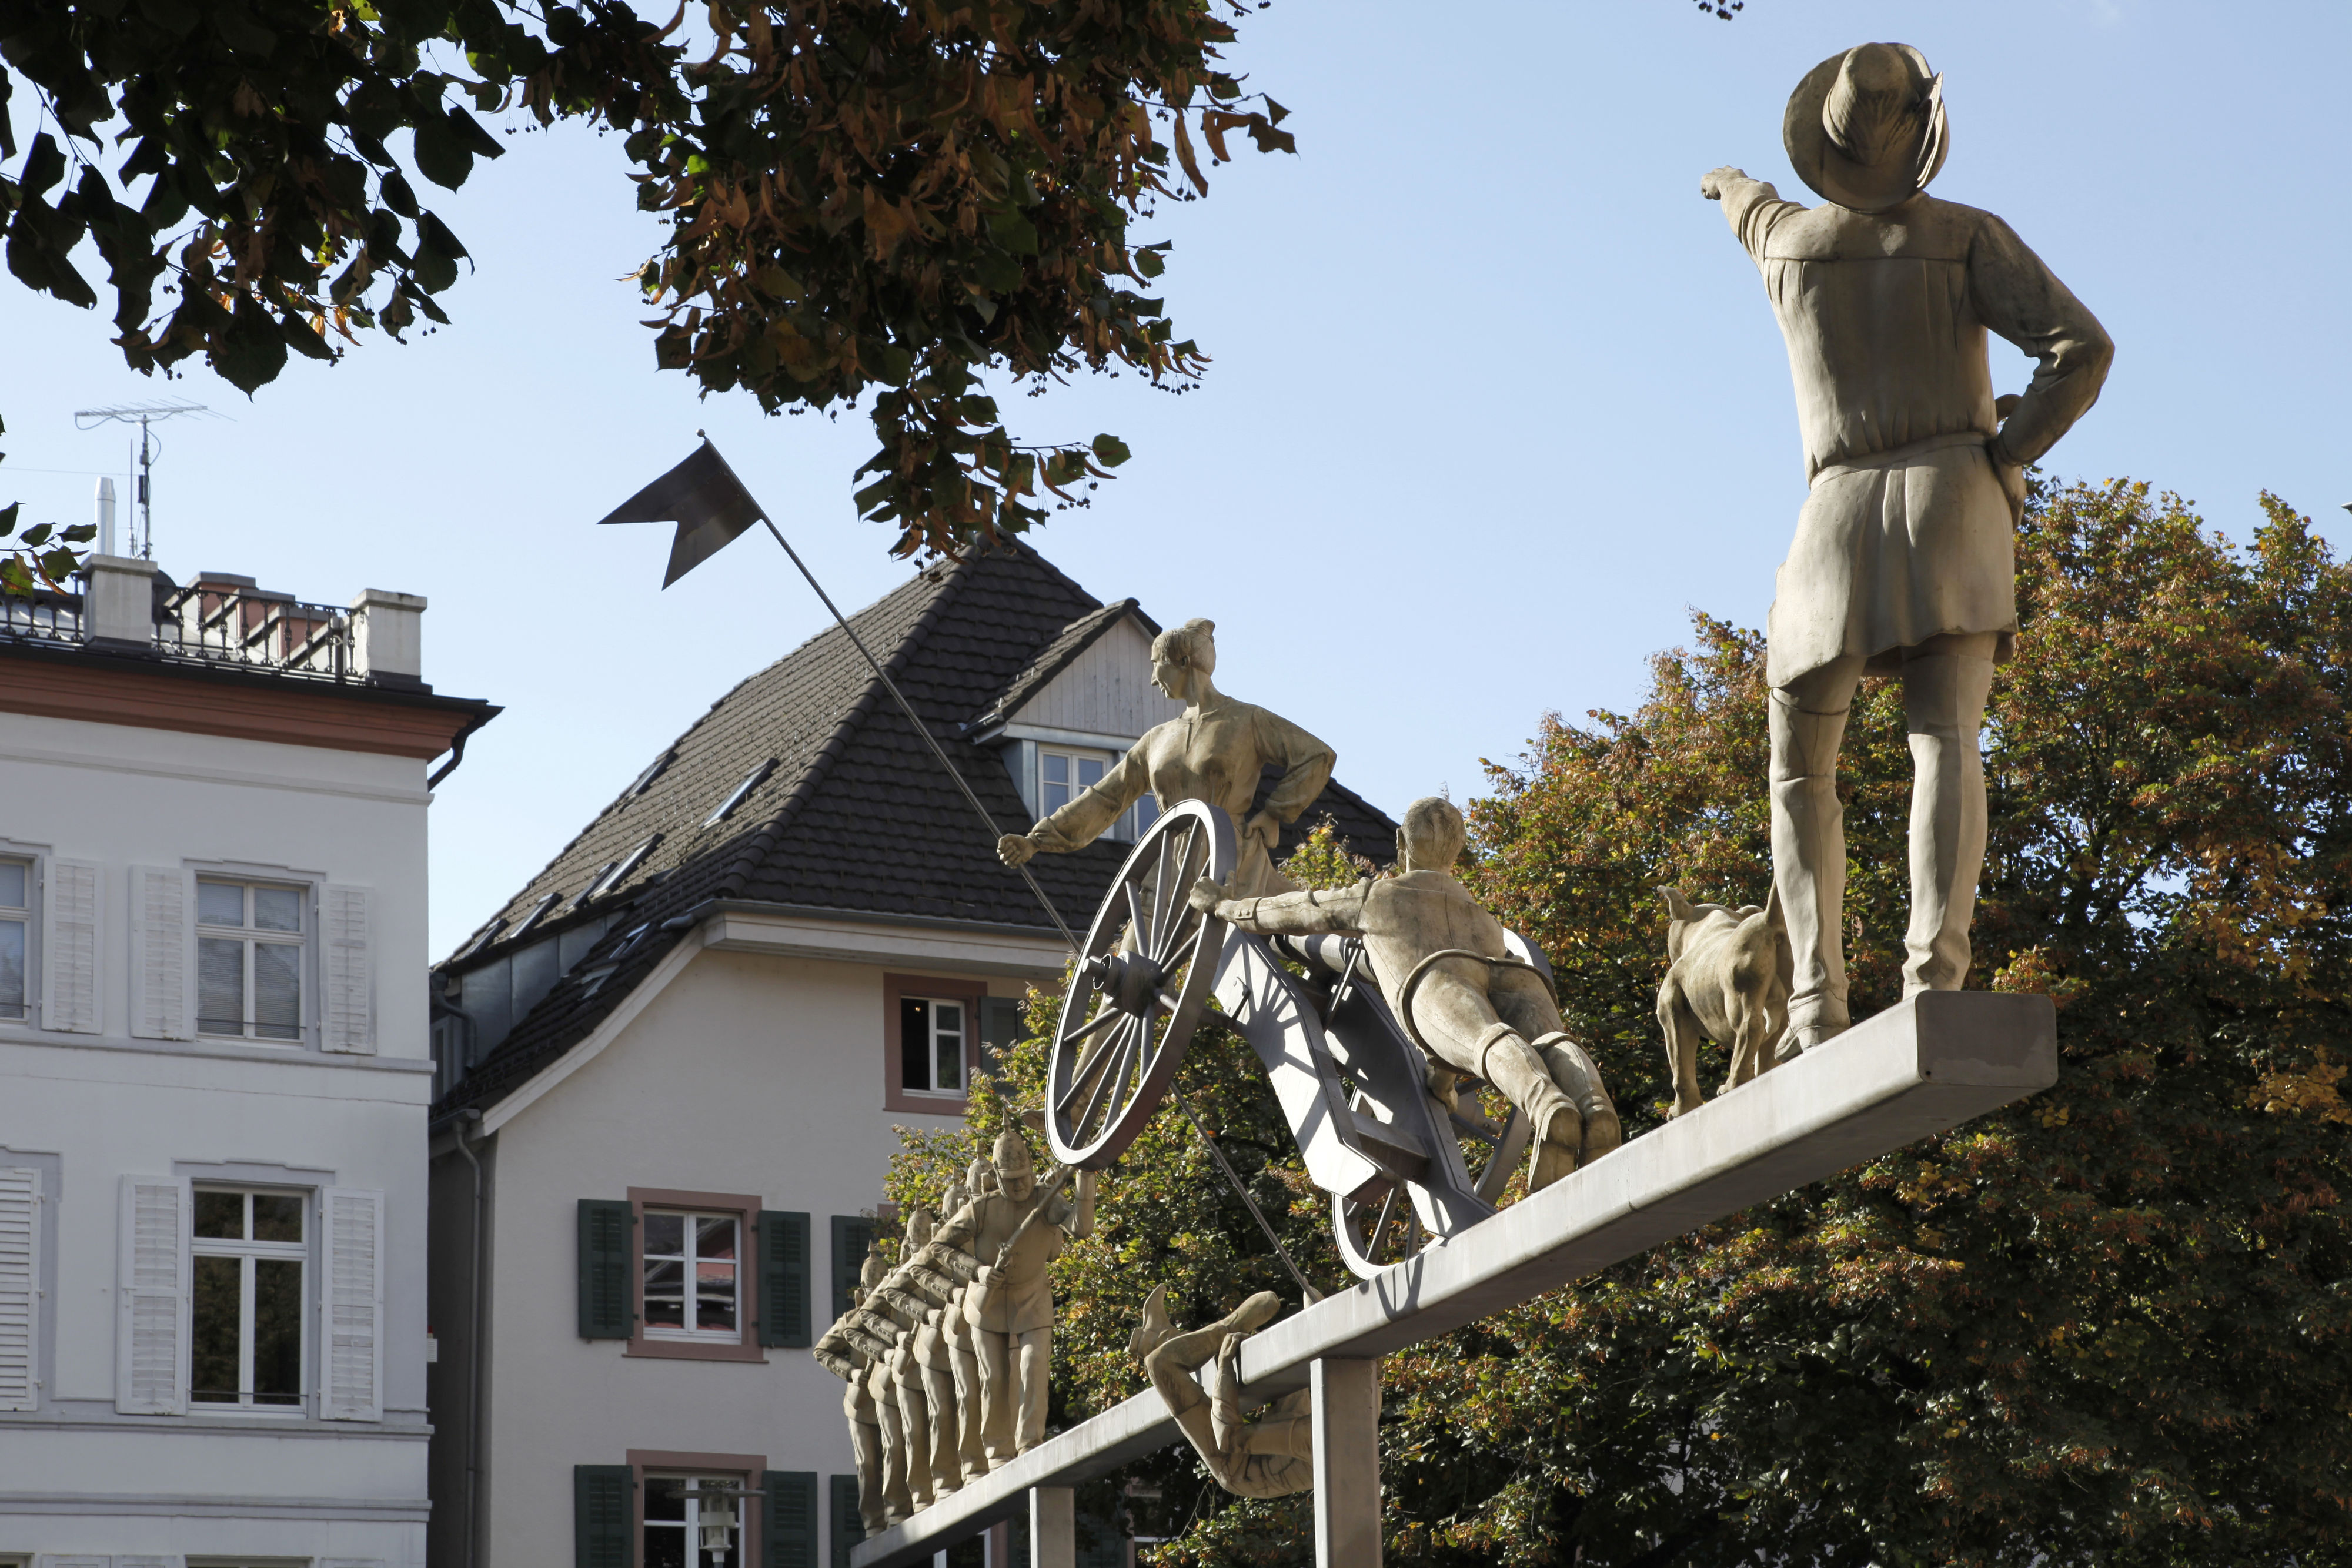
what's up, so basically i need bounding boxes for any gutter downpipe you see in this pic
[452,1108,487,1568]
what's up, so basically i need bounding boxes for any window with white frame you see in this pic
[0,858,27,1021]
[898,995,967,1096]
[191,1187,306,1409]
[196,878,305,1041]
[644,1473,746,1567]
[642,1211,740,1339]
[1038,747,1157,841]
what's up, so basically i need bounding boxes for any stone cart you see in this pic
[1044,800,1546,1278]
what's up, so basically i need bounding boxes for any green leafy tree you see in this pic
[898,480,2352,1566]
[0,0,1296,561]
[0,418,95,591]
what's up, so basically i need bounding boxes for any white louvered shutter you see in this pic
[116,1556,188,1567]
[321,885,375,1054]
[40,858,101,1034]
[319,1187,384,1421]
[34,1556,116,1568]
[115,1174,190,1415]
[129,866,195,1041]
[0,1166,39,1412]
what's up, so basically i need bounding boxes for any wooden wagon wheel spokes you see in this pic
[1046,802,1236,1170]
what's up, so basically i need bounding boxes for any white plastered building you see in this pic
[0,557,493,1567]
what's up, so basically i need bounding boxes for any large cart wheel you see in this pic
[1331,1086,1529,1281]
[1046,801,1236,1169]
[1334,1184,1425,1276]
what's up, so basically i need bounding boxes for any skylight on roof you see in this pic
[704,759,776,828]
[623,748,674,801]
[580,835,660,904]
[511,892,559,938]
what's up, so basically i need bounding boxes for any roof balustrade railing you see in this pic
[1,579,360,683]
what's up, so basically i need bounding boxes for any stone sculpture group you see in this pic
[818,41,2111,1530]
[814,1135,1095,1532]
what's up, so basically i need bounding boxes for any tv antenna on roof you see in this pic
[72,400,220,559]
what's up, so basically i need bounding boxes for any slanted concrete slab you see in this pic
[852,990,2054,1568]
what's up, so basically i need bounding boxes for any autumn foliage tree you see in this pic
[901,479,2352,1566]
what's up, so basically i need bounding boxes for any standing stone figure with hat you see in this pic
[1702,43,2113,1055]
[923,1124,1096,1466]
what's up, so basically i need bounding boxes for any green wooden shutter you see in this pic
[574,1464,634,1568]
[828,1474,863,1567]
[757,1211,810,1348]
[762,1469,817,1568]
[828,1215,875,1322]
[577,1199,634,1339]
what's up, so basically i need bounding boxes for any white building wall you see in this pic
[0,710,436,1566]
[477,947,1025,1561]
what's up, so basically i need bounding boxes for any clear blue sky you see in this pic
[4,1,2346,956]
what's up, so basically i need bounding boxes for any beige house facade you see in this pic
[425,545,1394,1568]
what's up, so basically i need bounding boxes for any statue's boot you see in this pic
[1533,1032,1619,1159]
[1899,641,1993,997]
[1462,1023,1583,1189]
[1770,682,1854,1061]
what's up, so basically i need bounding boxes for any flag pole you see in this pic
[752,516,1083,955]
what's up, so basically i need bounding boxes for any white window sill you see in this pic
[644,1328,744,1344]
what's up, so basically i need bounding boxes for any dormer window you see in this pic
[1037,746,1156,841]
[1040,747,1106,815]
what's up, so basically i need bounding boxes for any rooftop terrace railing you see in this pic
[1,576,363,683]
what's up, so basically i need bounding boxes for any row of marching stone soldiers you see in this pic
[813,1126,1098,1534]
[814,1122,1344,1537]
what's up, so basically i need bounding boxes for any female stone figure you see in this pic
[997,618,1335,899]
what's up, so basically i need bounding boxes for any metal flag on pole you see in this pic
[598,437,1081,954]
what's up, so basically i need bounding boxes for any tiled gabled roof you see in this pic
[435,541,1396,1116]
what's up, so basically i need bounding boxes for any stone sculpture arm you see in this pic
[1051,1168,1097,1242]
[1190,875,1373,939]
[1014,740,1152,858]
[1246,708,1336,853]
[1967,213,2114,473]
[1700,166,1803,261]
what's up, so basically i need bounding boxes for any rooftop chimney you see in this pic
[351,588,427,686]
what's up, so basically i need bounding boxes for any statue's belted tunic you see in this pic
[1718,180,2113,688]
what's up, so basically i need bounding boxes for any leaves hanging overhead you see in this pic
[0,0,1292,562]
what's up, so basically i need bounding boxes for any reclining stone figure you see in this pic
[1190,795,1620,1189]
[1130,1285,1314,1498]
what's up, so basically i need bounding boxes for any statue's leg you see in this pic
[921,1360,960,1497]
[873,1378,913,1523]
[974,1329,1016,1470]
[1770,654,1863,1057]
[1899,633,1996,995]
[949,1338,987,1482]
[850,1416,886,1536]
[1013,1326,1053,1455]
[1530,1032,1619,1156]
[894,1375,933,1510]
[1414,975,1580,1177]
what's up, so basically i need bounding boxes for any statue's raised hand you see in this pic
[1188,877,1230,915]
[1699,166,1746,201]
[997,833,1038,868]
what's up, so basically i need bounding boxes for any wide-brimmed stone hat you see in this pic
[1783,42,1948,213]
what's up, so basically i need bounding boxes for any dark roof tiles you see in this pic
[436,541,1395,1115]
